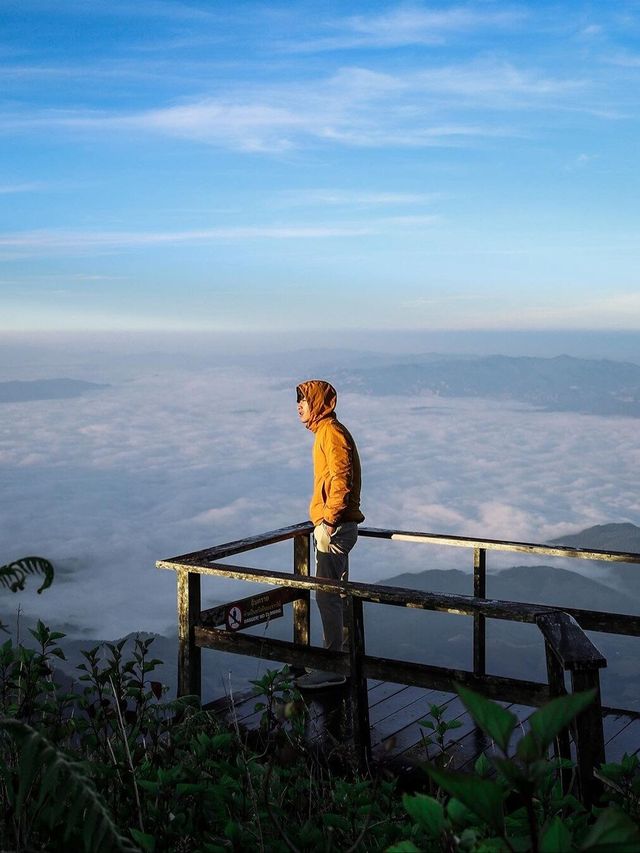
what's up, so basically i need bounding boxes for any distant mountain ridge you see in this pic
[381,522,640,608]
[0,378,110,403]
[337,354,640,417]
[373,522,640,707]
[549,522,640,553]
[550,522,640,598]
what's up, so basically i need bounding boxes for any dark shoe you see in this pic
[295,670,346,690]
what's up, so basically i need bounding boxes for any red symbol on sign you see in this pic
[226,605,243,631]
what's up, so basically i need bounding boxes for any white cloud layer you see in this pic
[2,345,640,641]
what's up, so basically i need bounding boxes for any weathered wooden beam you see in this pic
[473,547,487,677]
[362,655,551,707]
[162,560,533,618]
[193,626,351,675]
[557,609,640,635]
[571,667,605,808]
[543,635,572,789]
[358,526,640,563]
[349,597,371,767]
[160,558,640,638]
[193,626,551,707]
[200,603,227,627]
[535,612,607,671]
[535,611,606,805]
[165,521,314,564]
[601,704,640,720]
[293,533,311,647]
[177,569,201,699]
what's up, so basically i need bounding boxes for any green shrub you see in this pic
[1,622,639,852]
[397,684,640,852]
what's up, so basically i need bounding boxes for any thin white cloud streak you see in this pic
[286,4,525,52]
[278,189,442,207]
[605,51,640,67]
[460,293,640,331]
[0,181,51,194]
[412,62,583,99]
[402,294,489,309]
[11,0,220,22]
[0,224,375,253]
[0,61,582,152]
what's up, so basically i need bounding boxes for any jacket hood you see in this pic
[297,379,337,431]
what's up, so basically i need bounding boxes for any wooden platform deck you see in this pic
[161,521,640,802]
[210,679,640,772]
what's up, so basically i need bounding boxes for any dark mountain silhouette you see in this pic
[381,565,640,615]
[371,522,640,709]
[337,354,640,416]
[0,378,110,403]
[550,522,640,599]
[550,522,640,553]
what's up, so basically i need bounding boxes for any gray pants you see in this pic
[314,522,358,652]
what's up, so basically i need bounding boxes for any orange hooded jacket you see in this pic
[297,380,365,528]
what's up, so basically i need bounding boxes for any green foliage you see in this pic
[249,663,306,744]
[519,689,596,759]
[579,807,640,851]
[0,555,54,594]
[418,701,464,767]
[598,752,640,821]
[0,718,137,852]
[455,684,518,754]
[0,630,404,851]
[398,684,640,852]
[1,628,639,853]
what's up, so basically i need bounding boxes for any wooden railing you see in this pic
[157,522,640,804]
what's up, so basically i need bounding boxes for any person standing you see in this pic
[295,379,364,689]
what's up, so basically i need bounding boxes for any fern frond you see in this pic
[0,717,138,852]
[0,556,54,594]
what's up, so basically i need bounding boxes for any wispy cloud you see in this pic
[565,152,598,170]
[13,0,220,23]
[0,224,376,254]
[279,189,442,207]
[0,212,445,256]
[0,181,51,194]
[412,61,583,100]
[606,51,640,68]
[402,294,488,309]
[1,59,578,153]
[286,4,525,52]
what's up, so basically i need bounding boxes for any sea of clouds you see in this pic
[2,336,640,646]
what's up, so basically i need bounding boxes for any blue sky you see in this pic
[2,0,639,332]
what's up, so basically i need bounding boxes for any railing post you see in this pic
[177,568,201,699]
[543,638,572,790]
[348,595,371,769]
[293,533,311,646]
[571,667,605,808]
[536,611,606,808]
[473,547,486,677]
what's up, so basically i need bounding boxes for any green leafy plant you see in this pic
[250,664,307,744]
[2,620,640,853]
[598,752,640,820]
[0,556,54,594]
[0,718,138,852]
[398,684,640,852]
[419,701,463,767]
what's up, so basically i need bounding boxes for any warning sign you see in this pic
[226,605,243,631]
[224,589,284,632]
